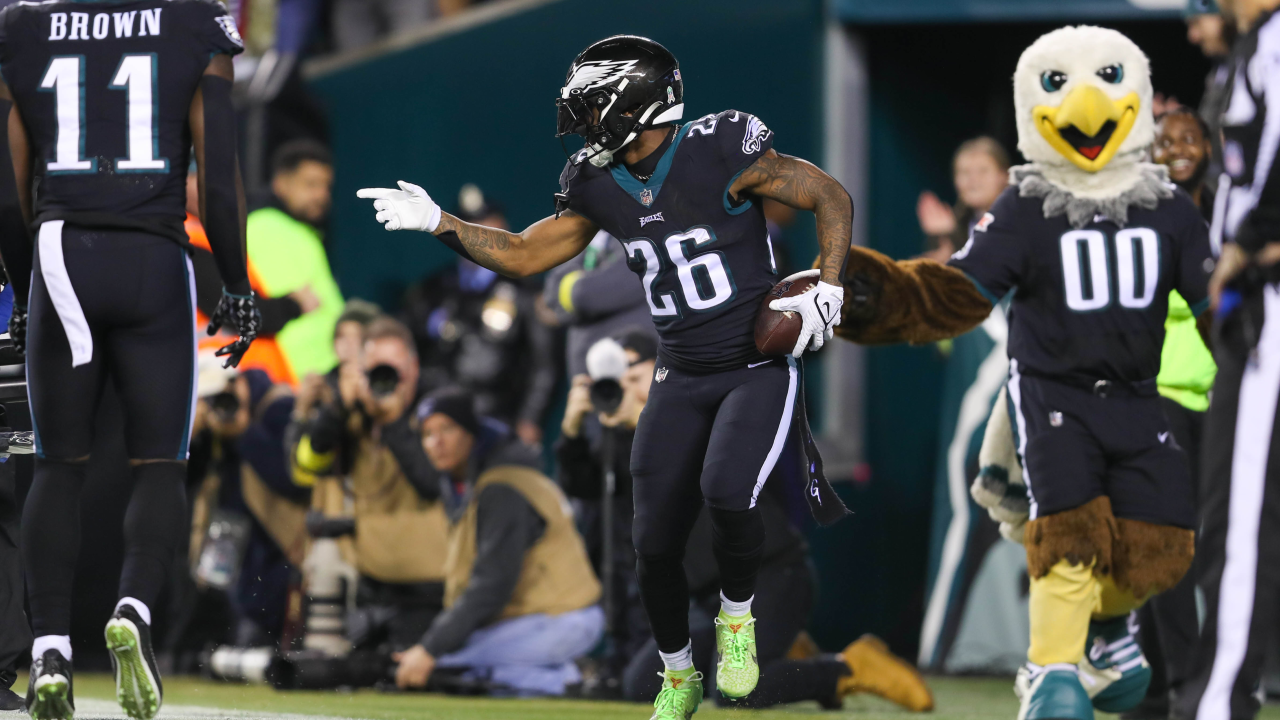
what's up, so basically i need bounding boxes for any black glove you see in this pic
[8,304,27,355]
[207,290,261,368]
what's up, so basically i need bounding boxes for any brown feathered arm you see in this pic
[835,246,995,345]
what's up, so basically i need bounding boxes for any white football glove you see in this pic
[768,269,844,357]
[356,181,441,232]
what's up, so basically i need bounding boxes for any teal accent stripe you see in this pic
[609,125,686,208]
[178,251,195,460]
[723,167,752,215]
[1190,297,1210,317]
[961,271,1000,306]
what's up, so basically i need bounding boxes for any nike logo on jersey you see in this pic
[1158,431,1170,444]
[639,211,664,227]
[747,360,773,368]
[49,9,162,41]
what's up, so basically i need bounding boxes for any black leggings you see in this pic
[631,357,796,653]
[22,224,195,636]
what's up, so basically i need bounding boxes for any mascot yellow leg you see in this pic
[1016,497,1193,720]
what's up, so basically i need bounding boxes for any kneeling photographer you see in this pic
[290,318,449,653]
[184,357,303,656]
[392,388,603,696]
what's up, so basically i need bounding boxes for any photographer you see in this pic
[393,388,602,696]
[185,357,304,649]
[290,317,449,650]
[555,329,656,676]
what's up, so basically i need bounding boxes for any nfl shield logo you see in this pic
[1049,411,1063,427]
[655,367,668,383]
[640,188,654,207]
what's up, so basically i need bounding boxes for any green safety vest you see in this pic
[246,207,344,378]
[1157,291,1216,412]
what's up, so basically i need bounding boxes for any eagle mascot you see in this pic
[838,27,1202,720]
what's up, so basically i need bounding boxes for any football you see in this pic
[754,272,818,356]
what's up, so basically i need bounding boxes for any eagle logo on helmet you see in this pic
[563,59,639,95]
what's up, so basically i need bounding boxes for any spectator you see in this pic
[187,162,320,386]
[402,184,556,446]
[1154,108,1216,219]
[291,318,449,650]
[543,230,657,377]
[186,356,306,647]
[916,137,1011,262]
[1186,0,1234,182]
[556,329,656,681]
[393,388,603,696]
[248,140,345,379]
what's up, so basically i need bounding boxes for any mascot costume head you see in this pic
[1008,26,1172,227]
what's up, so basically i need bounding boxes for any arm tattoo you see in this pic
[738,152,852,285]
[434,213,517,274]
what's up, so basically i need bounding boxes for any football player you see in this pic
[0,1,259,717]
[359,35,852,719]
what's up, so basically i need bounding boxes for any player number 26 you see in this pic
[624,226,736,319]
[1059,228,1160,312]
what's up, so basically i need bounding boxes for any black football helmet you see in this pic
[556,35,684,166]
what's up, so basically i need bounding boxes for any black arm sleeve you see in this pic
[420,485,545,656]
[0,98,31,305]
[199,74,250,296]
[380,412,442,502]
[433,230,477,264]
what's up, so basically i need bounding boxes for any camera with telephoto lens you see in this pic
[585,337,630,414]
[209,390,240,421]
[366,364,401,397]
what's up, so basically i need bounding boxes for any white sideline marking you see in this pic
[73,698,364,720]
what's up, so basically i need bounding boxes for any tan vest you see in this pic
[240,465,310,567]
[348,436,449,583]
[444,466,601,620]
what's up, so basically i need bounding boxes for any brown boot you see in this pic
[837,635,935,712]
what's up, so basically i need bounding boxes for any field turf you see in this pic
[23,672,1280,719]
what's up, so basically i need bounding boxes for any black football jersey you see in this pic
[0,0,243,239]
[948,185,1214,384]
[558,109,778,371]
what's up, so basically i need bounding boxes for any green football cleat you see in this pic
[1078,615,1151,713]
[105,605,162,720]
[650,670,703,720]
[714,611,759,699]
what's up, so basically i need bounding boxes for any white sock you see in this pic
[720,592,753,617]
[115,597,151,626]
[31,635,72,662]
[659,641,694,672]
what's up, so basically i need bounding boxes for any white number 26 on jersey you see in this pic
[1059,228,1160,312]
[625,226,736,319]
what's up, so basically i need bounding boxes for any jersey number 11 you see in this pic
[40,54,169,174]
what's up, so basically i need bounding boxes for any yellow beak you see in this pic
[1033,85,1140,172]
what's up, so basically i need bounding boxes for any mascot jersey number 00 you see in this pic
[836,26,1216,720]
